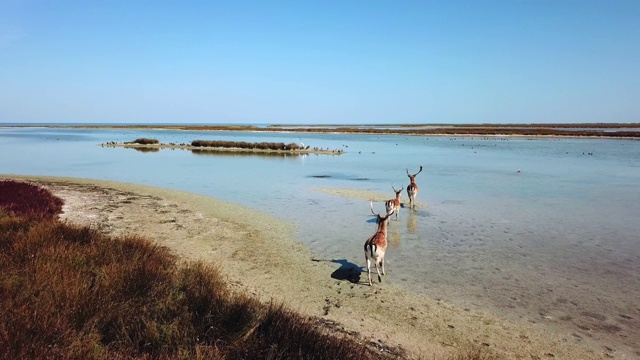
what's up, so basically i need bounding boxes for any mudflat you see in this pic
[3,175,616,359]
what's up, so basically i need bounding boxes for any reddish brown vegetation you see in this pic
[0,180,64,219]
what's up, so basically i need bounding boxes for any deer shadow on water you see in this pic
[312,258,364,284]
[311,214,391,285]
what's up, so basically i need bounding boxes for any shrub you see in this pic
[131,138,160,145]
[0,180,63,219]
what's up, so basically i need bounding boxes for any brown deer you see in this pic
[385,184,403,221]
[406,166,423,208]
[364,200,393,286]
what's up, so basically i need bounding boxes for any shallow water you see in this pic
[2,126,639,355]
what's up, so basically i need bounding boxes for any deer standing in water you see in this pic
[406,166,423,209]
[364,200,393,286]
[385,184,403,221]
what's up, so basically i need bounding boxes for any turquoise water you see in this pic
[2,126,640,354]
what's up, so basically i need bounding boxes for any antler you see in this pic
[370,200,378,216]
[372,200,394,220]
[407,166,423,177]
[391,183,403,192]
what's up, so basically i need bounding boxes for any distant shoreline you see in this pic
[7,123,640,139]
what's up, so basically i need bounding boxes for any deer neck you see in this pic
[377,220,389,236]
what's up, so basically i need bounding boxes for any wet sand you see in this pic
[314,187,640,359]
[3,174,629,359]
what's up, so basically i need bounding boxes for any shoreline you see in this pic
[1,174,617,359]
[4,123,640,139]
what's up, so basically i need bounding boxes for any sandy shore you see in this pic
[3,175,619,359]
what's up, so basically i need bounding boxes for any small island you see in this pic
[101,138,344,155]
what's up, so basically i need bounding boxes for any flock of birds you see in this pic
[363,166,423,286]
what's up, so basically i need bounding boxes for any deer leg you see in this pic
[376,260,383,283]
[381,257,386,276]
[366,257,373,286]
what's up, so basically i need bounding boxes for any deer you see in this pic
[406,166,423,209]
[364,200,394,286]
[385,184,403,221]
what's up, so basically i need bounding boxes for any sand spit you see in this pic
[313,187,392,202]
[101,142,344,156]
[2,174,625,359]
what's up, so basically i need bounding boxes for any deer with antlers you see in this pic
[385,184,403,221]
[364,200,394,286]
[406,166,423,209]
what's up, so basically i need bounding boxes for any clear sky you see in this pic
[1,1,638,124]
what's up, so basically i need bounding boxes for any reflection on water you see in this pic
[191,149,307,157]
[387,226,401,247]
[406,209,418,234]
[1,126,640,355]
[308,174,372,181]
[131,147,160,153]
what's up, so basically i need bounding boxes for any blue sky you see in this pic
[1,1,638,124]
